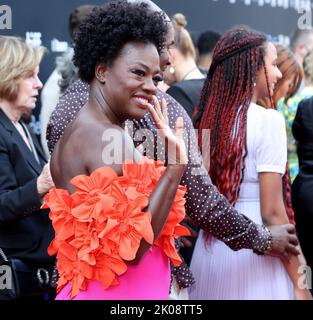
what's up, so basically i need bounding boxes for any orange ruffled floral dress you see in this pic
[43,157,189,300]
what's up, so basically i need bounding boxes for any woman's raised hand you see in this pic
[147,96,188,166]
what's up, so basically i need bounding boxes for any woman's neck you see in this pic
[176,57,203,82]
[252,87,260,104]
[0,99,23,123]
[89,83,124,128]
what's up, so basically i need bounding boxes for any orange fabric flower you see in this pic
[43,157,188,298]
[154,186,190,266]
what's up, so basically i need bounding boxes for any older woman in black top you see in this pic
[0,36,55,299]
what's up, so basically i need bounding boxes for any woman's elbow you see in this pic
[129,242,152,265]
[262,208,289,225]
[262,215,281,226]
[129,252,144,265]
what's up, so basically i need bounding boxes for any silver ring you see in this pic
[37,268,50,287]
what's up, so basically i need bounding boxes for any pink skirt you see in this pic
[56,247,170,300]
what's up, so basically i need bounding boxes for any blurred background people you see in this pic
[290,27,313,66]
[299,49,313,100]
[163,13,205,118]
[39,4,95,157]
[278,48,313,182]
[0,36,55,300]
[196,30,221,75]
[276,28,313,182]
[271,45,303,109]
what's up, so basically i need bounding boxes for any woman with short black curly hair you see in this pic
[44,0,190,300]
[73,1,167,83]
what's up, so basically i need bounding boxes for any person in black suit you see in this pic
[292,96,313,291]
[0,36,55,299]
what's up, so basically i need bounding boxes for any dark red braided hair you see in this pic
[193,29,268,204]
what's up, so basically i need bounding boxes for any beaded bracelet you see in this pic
[253,225,273,255]
[263,226,273,253]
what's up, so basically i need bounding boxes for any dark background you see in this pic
[0,0,310,128]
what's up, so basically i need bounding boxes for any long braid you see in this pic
[263,64,275,109]
[283,166,295,224]
[193,29,266,204]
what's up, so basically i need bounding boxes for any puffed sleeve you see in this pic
[255,109,287,175]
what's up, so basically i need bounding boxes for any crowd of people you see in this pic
[0,0,313,300]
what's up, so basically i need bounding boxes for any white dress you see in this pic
[189,102,294,300]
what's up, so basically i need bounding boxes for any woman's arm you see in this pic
[133,164,185,264]
[132,97,187,264]
[259,172,312,299]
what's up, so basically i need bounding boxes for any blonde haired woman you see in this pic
[0,36,55,300]
[163,13,205,118]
